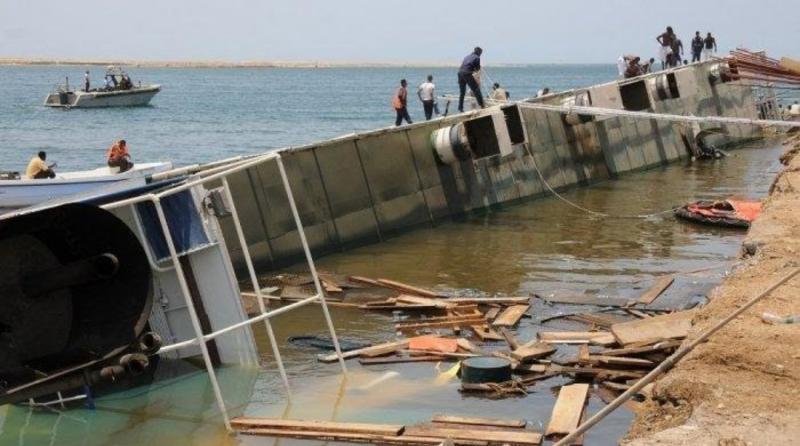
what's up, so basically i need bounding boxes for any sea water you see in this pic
[0,64,614,172]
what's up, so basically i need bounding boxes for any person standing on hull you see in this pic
[691,31,704,63]
[457,46,485,112]
[107,139,134,173]
[84,71,90,92]
[703,32,718,60]
[25,151,56,179]
[393,79,412,126]
[670,35,684,67]
[417,75,436,121]
[656,26,676,70]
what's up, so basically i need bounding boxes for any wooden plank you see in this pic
[565,313,628,328]
[317,340,409,363]
[403,425,542,445]
[471,325,504,341]
[362,304,438,311]
[512,363,548,374]
[484,307,501,321]
[456,338,482,353]
[493,305,530,327]
[449,297,531,305]
[601,339,681,357]
[611,311,693,346]
[537,331,617,346]
[397,295,455,309]
[511,342,556,362]
[636,276,674,305]
[538,294,631,307]
[545,384,589,438]
[431,415,527,429]
[397,317,486,331]
[239,428,489,446]
[499,328,520,350]
[377,279,446,298]
[348,275,383,287]
[231,418,404,436]
[579,355,655,368]
[359,355,448,365]
[322,279,343,293]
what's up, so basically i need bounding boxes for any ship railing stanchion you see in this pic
[275,154,348,375]
[221,176,292,396]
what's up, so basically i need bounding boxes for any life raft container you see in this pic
[675,199,761,229]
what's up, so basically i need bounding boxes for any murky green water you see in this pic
[0,140,784,445]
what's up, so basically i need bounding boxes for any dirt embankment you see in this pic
[624,135,800,446]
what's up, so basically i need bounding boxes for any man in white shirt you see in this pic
[417,75,436,120]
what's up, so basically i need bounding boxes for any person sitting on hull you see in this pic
[107,139,134,173]
[624,57,644,78]
[457,46,486,112]
[490,82,509,102]
[26,151,56,179]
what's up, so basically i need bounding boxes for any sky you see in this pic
[1,0,797,64]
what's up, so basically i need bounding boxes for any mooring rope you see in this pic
[522,143,683,219]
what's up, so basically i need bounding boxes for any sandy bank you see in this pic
[623,134,800,446]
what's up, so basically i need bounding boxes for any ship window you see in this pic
[464,115,501,159]
[501,105,526,145]
[619,80,651,111]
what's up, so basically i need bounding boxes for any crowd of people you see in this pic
[618,26,718,79]
[25,139,134,179]
[392,47,523,126]
[83,70,136,92]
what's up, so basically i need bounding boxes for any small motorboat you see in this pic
[44,66,160,108]
[675,199,762,229]
[0,162,173,212]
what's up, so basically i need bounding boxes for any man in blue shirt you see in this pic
[457,47,485,112]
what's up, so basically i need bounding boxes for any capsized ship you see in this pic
[44,66,160,108]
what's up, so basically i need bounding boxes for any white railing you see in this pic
[102,151,347,431]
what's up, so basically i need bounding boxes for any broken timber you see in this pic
[545,384,589,439]
[636,276,674,305]
[431,414,526,428]
[492,305,530,327]
[537,331,616,346]
[610,311,693,346]
[538,294,632,307]
[318,340,409,363]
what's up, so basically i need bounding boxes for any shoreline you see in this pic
[623,133,800,445]
[0,57,607,69]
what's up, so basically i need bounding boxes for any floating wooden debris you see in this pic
[601,339,681,357]
[636,276,674,305]
[231,418,405,436]
[564,313,628,328]
[578,355,655,368]
[511,342,556,363]
[359,355,449,365]
[537,331,616,346]
[396,295,454,309]
[471,325,504,341]
[404,424,542,445]
[431,414,527,429]
[450,296,531,305]
[396,315,486,331]
[376,279,447,298]
[539,294,632,307]
[317,340,409,363]
[545,384,589,440]
[492,305,530,327]
[611,311,693,346]
[407,336,458,353]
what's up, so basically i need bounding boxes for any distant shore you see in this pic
[0,57,596,69]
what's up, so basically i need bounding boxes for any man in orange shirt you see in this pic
[107,139,133,173]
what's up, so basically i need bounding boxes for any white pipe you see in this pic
[275,156,348,375]
[221,177,292,396]
[152,198,232,431]
[518,102,800,128]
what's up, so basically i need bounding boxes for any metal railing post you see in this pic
[152,198,232,431]
[221,176,292,396]
[275,155,348,374]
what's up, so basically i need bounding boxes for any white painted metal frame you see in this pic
[101,152,347,431]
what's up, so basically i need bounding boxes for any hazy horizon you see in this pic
[1,0,798,64]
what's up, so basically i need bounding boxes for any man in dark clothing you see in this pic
[457,46,485,112]
[691,32,704,62]
[393,79,412,126]
[670,37,684,67]
[703,33,718,61]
